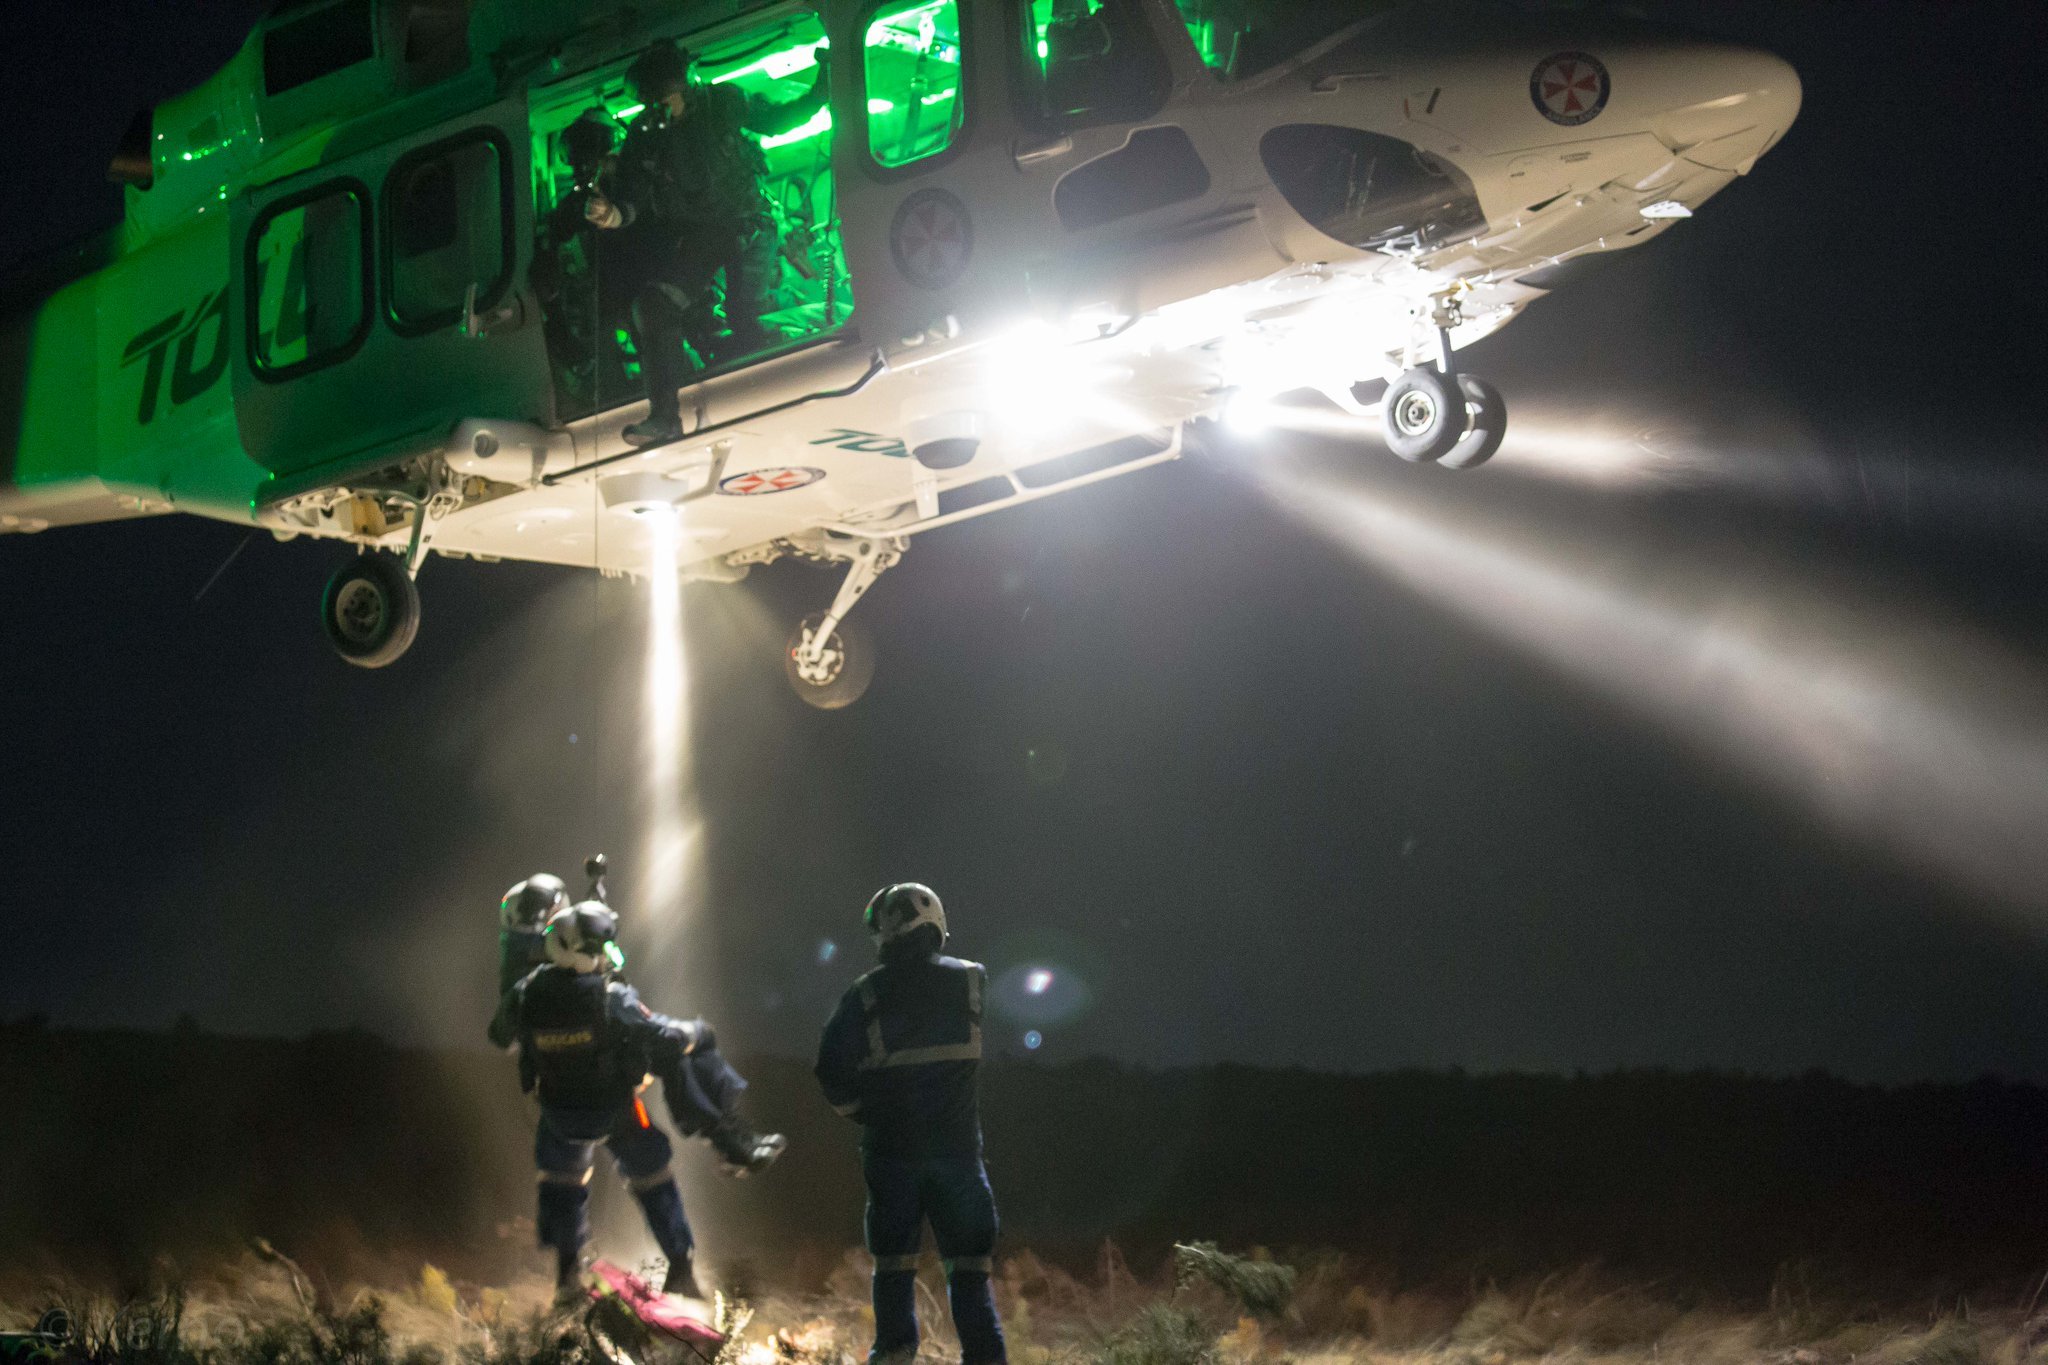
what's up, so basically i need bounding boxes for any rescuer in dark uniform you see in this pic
[815,884,1007,1365]
[497,898,786,1298]
[504,900,700,1297]
[583,38,832,447]
[532,111,635,414]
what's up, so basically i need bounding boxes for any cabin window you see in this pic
[1054,125,1209,230]
[864,0,965,168]
[248,180,372,380]
[527,10,855,421]
[1015,0,1169,129]
[265,0,376,96]
[383,131,512,336]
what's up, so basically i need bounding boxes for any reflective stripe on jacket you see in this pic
[816,953,986,1158]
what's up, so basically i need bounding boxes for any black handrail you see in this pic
[541,349,889,486]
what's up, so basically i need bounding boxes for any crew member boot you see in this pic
[622,413,683,447]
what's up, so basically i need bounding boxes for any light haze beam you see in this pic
[1260,460,2048,920]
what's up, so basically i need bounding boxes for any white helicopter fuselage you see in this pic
[319,1,1797,590]
[2,0,1799,698]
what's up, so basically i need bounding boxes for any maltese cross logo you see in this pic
[1531,52,1610,126]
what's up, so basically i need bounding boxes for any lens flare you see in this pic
[1258,458,2048,919]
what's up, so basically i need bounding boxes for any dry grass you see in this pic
[9,1247,2048,1365]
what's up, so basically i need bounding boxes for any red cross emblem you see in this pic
[890,188,974,290]
[1531,52,1609,127]
[718,466,825,496]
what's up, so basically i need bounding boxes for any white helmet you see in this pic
[864,882,946,949]
[544,901,625,973]
[501,873,568,929]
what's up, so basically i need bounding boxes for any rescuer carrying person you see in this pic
[496,894,786,1299]
[815,884,1007,1365]
[583,37,832,448]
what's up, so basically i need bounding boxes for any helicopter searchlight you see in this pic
[0,0,1798,707]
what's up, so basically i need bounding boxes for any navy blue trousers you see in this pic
[535,1103,692,1266]
[864,1155,1005,1365]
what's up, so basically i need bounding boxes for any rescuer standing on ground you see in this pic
[584,38,831,447]
[815,884,1008,1365]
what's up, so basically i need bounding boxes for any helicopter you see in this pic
[0,0,1799,707]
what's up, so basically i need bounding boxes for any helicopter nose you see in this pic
[1651,45,1802,173]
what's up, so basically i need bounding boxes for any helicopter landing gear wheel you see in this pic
[785,612,875,710]
[1439,374,1508,471]
[783,533,901,709]
[321,552,420,668]
[1381,366,1465,463]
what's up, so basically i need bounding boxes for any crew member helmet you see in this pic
[562,110,616,174]
[864,883,946,949]
[501,873,568,930]
[544,901,626,973]
[627,41,695,100]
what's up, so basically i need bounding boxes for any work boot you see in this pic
[552,1249,587,1309]
[622,414,683,448]
[662,1254,705,1301]
[708,1117,787,1178]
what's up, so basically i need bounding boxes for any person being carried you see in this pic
[815,883,1008,1365]
[584,38,832,447]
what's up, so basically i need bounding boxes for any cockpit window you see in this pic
[864,0,965,167]
[1016,0,1170,129]
[264,0,376,96]
[1171,0,1398,79]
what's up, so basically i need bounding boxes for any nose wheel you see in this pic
[784,533,902,709]
[1380,367,1508,470]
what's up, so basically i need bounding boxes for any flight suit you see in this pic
[607,68,830,422]
[816,953,1006,1365]
[506,965,707,1272]
[533,169,645,414]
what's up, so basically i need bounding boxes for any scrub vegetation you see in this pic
[11,1246,2048,1365]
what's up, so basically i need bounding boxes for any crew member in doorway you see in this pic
[815,884,1008,1365]
[584,38,832,447]
[533,110,638,414]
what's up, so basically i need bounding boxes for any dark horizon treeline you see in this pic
[4,1018,2046,1300]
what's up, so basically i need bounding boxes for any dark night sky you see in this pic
[4,2,2048,1082]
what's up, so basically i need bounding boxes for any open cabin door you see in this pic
[828,0,1204,345]
[230,97,551,486]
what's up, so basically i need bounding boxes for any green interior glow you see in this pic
[1171,0,1229,72]
[863,0,963,168]
[526,10,855,421]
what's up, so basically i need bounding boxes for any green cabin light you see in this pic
[760,107,833,150]
[711,41,822,87]
[615,101,645,120]
[867,97,895,113]
[604,942,626,970]
[1037,38,1050,59]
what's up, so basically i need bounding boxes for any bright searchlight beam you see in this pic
[641,509,701,958]
[1259,462,2048,918]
